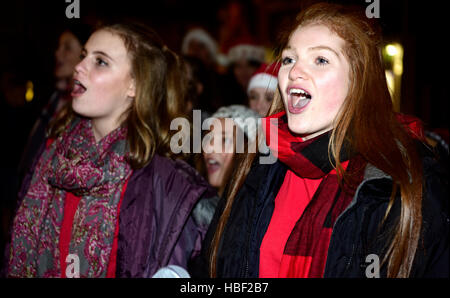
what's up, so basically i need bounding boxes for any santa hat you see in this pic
[247,62,280,94]
[226,39,266,65]
[181,28,218,61]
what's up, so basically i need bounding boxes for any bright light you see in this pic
[386,44,398,57]
[385,70,395,97]
[393,60,403,76]
[25,81,34,102]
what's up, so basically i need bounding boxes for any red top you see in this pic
[259,170,322,278]
[59,179,129,278]
[259,162,348,278]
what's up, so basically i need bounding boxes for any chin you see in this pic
[286,116,306,135]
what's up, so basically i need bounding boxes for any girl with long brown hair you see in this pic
[196,3,448,278]
[6,22,211,277]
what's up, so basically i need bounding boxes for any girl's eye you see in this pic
[249,94,259,101]
[315,56,329,66]
[265,93,274,103]
[96,57,108,66]
[282,56,294,65]
[79,53,86,60]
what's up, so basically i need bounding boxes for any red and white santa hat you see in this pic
[247,62,280,94]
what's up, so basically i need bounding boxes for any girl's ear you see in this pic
[127,77,136,98]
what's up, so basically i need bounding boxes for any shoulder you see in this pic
[131,154,208,189]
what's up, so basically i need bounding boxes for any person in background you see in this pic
[181,27,219,73]
[202,105,261,197]
[188,104,262,277]
[199,3,448,278]
[247,62,280,117]
[18,23,92,184]
[5,22,211,278]
[227,40,266,96]
[181,29,227,113]
[0,66,38,272]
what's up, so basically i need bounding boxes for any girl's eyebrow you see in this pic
[82,48,115,62]
[282,45,294,52]
[308,45,340,59]
[282,45,341,60]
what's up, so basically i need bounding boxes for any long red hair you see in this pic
[210,3,423,278]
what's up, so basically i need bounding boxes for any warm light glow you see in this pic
[393,60,403,76]
[386,44,398,56]
[385,70,395,97]
[25,81,34,102]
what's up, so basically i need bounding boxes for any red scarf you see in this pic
[262,112,366,277]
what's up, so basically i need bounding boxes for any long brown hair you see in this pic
[48,22,188,169]
[210,3,423,278]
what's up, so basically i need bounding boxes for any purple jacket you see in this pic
[116,154,210,277]
[5,141,211,278]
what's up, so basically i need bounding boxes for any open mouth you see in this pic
[71,79,87,97]
[205,158,221,174]
[288,87,312,113]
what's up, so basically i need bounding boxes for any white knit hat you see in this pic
[211,105,261,142]
[227,43,266,64]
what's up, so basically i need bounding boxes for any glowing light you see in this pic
[386,44,398,57]
[25,81,34,102]
[385,70,395,97]
[393,60,403,76]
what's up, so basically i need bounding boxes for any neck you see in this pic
[92,117,120,143]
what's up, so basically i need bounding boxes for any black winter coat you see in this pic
[190,145,449,278]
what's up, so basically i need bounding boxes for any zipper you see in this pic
[242,203,257,278]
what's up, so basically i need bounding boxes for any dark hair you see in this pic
[62,22,93,46]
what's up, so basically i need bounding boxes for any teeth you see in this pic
[74,79,86,90]
[207,159,219,165]
[289,88,311,100]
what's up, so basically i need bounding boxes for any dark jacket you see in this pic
[191,145,449,278]
[4,139,214,278]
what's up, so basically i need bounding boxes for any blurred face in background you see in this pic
[54,31,83,80]
[233,59,259,91]
[203,118,236,190]
[248,87,274,116]
[186,40,215,69]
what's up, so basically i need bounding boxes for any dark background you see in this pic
[1,0,448,129]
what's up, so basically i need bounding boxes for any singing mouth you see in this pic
[71,79,87,97]
[287,87,312,113]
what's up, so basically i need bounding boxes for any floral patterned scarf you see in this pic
[8,117,132,277]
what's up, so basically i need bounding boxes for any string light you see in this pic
[25,80,34,102]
